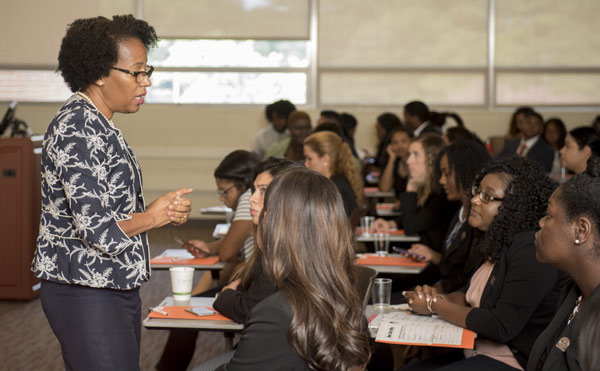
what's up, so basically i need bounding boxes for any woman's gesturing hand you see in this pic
[146,188,193,228]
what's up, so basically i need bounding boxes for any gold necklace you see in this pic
[76,91,115,128]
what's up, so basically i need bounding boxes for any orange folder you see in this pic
[148,306,233,321]
[150,256,220,266]
[356,255,427,267]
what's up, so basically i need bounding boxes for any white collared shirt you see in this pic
[517,135,540,157]
[413,120,430,137]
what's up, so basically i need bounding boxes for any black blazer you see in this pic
[398,191,460,251]
[498,137,555,173]
[217,291,310,371]
[213,259,276,324]
[527,282,600,371]
[330,174,358,217]
[438,210,483,293]
[464,231,567,369]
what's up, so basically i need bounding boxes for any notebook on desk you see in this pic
[373,311,475,349]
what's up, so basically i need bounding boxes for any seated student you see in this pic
[405,140,491,293]
[578,294,600,371]
[542,118,567,177]
[197,168,371,371]
[527,156,600,371]
[212,158,300,323]
[498,108,554,173]
[373,112,403,170]
[184,150,258,287]
[560,126,600,175]
[266,111,312,162]
[156,158,298,371]
[506,106,533,140]
[304,131,364,216]
[378,127,412,198]
[252,99,296,159]
[404,157,565,371]
[374,134,459,252]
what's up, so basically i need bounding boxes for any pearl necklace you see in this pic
[76,91,115,128]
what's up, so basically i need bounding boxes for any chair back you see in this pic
[355,265,377,310]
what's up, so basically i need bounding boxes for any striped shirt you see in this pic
[233,189,254,261]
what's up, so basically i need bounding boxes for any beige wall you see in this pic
[1,101,597,216]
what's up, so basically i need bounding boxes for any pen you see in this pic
[150,306,168,316]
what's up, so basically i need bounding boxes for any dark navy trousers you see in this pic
[40,280,141,371]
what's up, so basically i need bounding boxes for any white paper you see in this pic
[213,223,231,237]
[375,311,465,346]
[159,249,195,259]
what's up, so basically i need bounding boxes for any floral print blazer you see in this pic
[32,94,150,290]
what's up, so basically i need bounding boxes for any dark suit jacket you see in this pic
[218,291,310,371]
[527,282,600,371]
[399,191,460,251]
[331,174,358,217]
[213,259,276,324]
[465,231,567,369]
[498,137,555,173]
[438,210,483,293]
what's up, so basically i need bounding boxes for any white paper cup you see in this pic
[360,216,375,236]
[371,278,392,310]
[169,266,194,301]
[374,232,390,256]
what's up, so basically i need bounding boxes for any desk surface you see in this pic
[356,253,427,274]
[143,296,244,331]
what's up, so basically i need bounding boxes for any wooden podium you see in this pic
[0,137,42,300]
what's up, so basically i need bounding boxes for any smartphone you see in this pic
[393,247,425,261]
[185,307,216,317]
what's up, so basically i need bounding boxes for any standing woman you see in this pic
[32,15,192,371]
[208,167,371,371]
[528,156,600,371]
[304,131,364,216]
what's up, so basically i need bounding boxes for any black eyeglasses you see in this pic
[217,185,236,197]
[471,185,504,204]
[110,65,154,83]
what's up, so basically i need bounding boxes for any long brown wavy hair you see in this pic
[257,167,371,370]
[304,131,365,204]
[413,133,446,206]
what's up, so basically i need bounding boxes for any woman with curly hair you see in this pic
[374,134,459,252]
[198,167,371,370]
[528,156,600,371]
[404,157,566,370]
[32,15,193,370]
[304,130,364,216]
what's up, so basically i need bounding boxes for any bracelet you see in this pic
[426,296,435,314]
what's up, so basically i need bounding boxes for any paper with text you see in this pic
[375,311,475,349]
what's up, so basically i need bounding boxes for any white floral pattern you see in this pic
[31,94,150,290]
